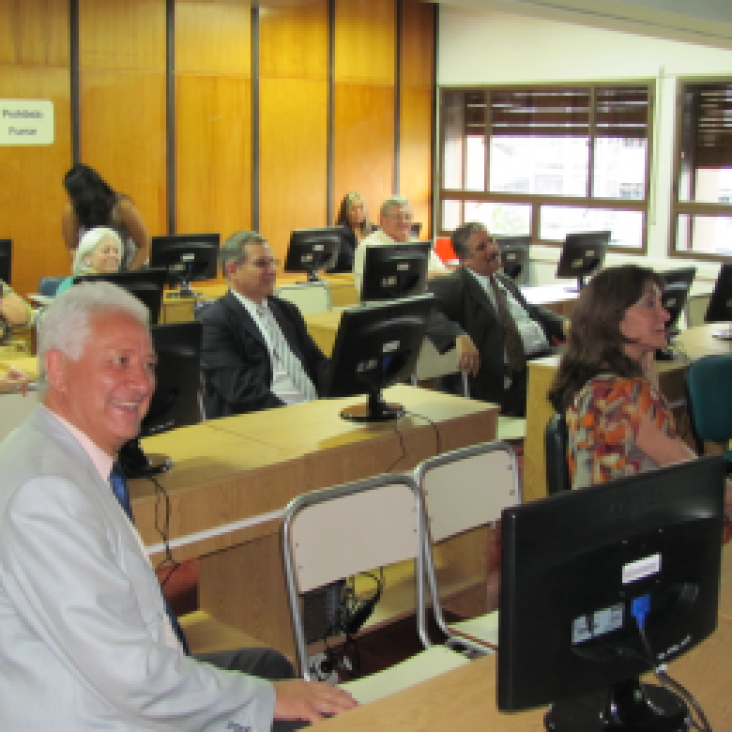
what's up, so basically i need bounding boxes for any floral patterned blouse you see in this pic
[566,374,676,489]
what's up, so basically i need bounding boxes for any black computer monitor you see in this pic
[495,235,531,284]
[74,268,167,325]
[0,239,11,284]
[704,263,732,340]
[119,321,204,479]
[150,232,220,297]
[323,293,434,422]
[556,230,610,292]
[360,241,432,303]
[659,267,696,338]
[498,456,725,732]
[284,227,344,281]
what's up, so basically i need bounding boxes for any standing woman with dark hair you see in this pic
[548,264,698,490]
[332,192,376,272]
[62,163,151,271]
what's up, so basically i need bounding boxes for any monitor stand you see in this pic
[118,438,173,480]
[712,323,732,340]
[563,275,586,294]
[544,677,689,731]
[340,391,405,423]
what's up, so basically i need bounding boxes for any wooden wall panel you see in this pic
[0,0,71,297]
[79,0,167,239]
[259,0,328,257]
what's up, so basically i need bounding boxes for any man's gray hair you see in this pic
[379,195,411,219]
[38,281,149,392]
[219,230,267,279]
[451,222,488,260]
[73,227,124,276]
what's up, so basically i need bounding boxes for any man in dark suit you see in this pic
[428,222,567,417]
[199,231,329,418]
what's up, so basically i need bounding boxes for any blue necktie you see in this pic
[109,463,190,655]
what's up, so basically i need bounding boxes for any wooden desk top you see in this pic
[314,616,732,730]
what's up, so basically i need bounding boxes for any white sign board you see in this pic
[0,100,54,145]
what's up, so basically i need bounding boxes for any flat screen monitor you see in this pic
[495,235,531,284]
[0,239,11,284]
[284,227,344,280]
[704,263,732,340]
[150,232,220,297]
[556,230,610,292]
[74,268,167,325]
[119,321,203,479]
[323,293,434,422]
[659,267,696,337]
[498,456,725,732]
[360,241,432,303]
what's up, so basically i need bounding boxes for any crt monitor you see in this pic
[74,268,167,325]
[495,235,531,284]
[498,456,725,732]
[704,262,732,340]
[119,321,204,479]
[658,266,696,340]
[556,230,610,291]
[150,232,220,297]
[0,238,11,284]
[360,241,432,303]
[284,227,344,280]
[323,293,434,422]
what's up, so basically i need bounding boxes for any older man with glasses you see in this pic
[199,230,330,418]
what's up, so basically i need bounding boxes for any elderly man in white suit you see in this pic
[0,281,355,731]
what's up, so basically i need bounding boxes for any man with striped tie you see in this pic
[200,231,330,419]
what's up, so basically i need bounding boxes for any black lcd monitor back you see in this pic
[704,263,732,339]
[323,293,434,422]
[360,241,432,303]
[74,267,167,324]
[0,239,11,284]
[284,226,344,280]
[495,235,531,284]
[556,230,610,291]
[150,233,220,294]
[659,266,696,335]
[498,456,725,731]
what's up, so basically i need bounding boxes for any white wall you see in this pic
[437,7,732,291]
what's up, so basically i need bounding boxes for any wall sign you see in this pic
[0,100,54,145]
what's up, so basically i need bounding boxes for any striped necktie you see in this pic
[109,463,190,655]
[489,276,526,373]
[257,304,318,401]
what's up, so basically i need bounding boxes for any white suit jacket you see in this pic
[0,405,275,731]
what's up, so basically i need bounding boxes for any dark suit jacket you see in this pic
[427,268,566,406]
[199,291,329,418]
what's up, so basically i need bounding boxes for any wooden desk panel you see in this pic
[720,542,732,620]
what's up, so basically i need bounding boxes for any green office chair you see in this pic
[544,413,572,494]
[687,354,732,471]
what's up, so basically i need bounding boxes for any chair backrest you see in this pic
[410,337,469,396]
[687,354,732,446]
[282,473,430,678]
[38,276,65,298]
[414,441,520,544]
[274,282,331,314]
[544,412,571,494]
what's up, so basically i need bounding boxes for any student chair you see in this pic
[274,282,331,314]
[414,441,521,652]
[281,473,469,704]
[545,413,572,494]
[687,354,732,470]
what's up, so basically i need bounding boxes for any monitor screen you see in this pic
[0,239,11,285]
[150,233,220,295]
[704,263,732,340]
[323,293,434,422]
[360,241,432,303]
[119,321,203,479]
[498,456,725,731]
[659,266,696,336]
[556,230,610,291]
[495,235,531,284]
[284,227,345,280]
[74,268,167,325]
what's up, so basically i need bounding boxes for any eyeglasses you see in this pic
[384,211,413,222]
[248,258,280,270]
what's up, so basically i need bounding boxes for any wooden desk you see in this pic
[522,282,578,319]
[304,310,342,356]
[523,325,722,502]
[131,385,498,656]
[314,615,732,730]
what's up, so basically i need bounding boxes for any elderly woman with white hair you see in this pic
[54,226,123,297]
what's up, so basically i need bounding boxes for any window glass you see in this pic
[464,200,531,235]
[540,206,643,249]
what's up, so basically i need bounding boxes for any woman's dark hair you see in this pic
[548,264,665,413]
[63,164,118,228]
[336,192,368,234]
